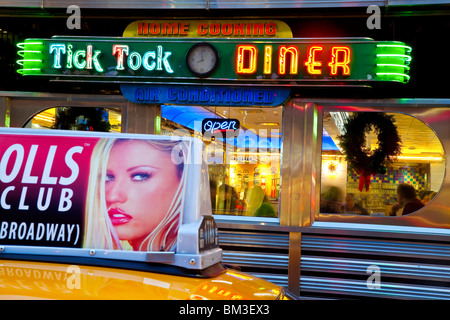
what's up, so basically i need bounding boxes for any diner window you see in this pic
[161,105,282,218]
[24,107,122,132]
[321,111,445,216]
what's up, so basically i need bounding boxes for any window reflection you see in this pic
[25,107,122,132]
[161,105,282,218]
[321,111,445,216]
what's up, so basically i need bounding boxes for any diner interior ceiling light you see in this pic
[33,114,54,123]
[235,109,264,114]
[257,122,280,126]
[396,155,443,162]
[330,111,350,135]
[234,151,281,156]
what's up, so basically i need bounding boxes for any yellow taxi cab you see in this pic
[0,128,288,300]
[0,257,284,300]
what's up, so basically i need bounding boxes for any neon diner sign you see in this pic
[17,37,412,84]
[236,44,352,76]
[48,43,174,73]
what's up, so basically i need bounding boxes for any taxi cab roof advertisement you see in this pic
[0,128,218,269]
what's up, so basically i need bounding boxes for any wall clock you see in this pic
[186,43,219,77]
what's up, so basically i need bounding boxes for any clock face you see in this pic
[186,43,219,77]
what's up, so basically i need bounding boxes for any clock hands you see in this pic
[187,43,218,77]
[197,51,204,64]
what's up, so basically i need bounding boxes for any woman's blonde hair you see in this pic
[83,138,189,252]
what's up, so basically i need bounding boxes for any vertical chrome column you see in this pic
[0,97,10,127]
[122,102,161,134]
[280,100,320,227]
[280,100,321,296]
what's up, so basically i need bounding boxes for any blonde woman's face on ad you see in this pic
[105,140,181,248]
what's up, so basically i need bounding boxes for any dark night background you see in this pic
[0,5,449,99]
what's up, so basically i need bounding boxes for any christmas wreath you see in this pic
[337,112,402,191]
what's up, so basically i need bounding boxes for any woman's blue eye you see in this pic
[105,174,115,182]
[131,172,151,181]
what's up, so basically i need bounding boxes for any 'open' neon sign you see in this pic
[202,118,240,135]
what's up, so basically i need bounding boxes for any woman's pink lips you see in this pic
[108,208,133,226]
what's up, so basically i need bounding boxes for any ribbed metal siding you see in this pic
[302,256,450,282]
[219,230,290,249]
[302,235,450,260]
[300,276,450,299]
[219,230,450,299]
[300,235,450,299]
[219,230,290,287]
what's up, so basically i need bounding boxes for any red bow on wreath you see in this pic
[358,171,372,192]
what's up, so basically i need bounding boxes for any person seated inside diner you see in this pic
[320,186,344,214]
[217,183,239,215]
[245,185,277,217]
[341,194,369,215]
[390,183,425,216]
[422,191,437,205]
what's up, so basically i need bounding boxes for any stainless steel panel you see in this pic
[302,235,450,260]
[218,229,293,289]
[301,276,450,299]
[302,256,450,282]
[122,103,161,134]
[0,0,207,9]
[210,0,385,9]
[0,245,175,263]
[0,0,41,6]
[251,273,289,287]
[222,251,288,268]
[390,0,450,4]
[0,97,9,127]
[2,0,449,9]
[280,101,320,227]
[219,230,290,249]
[219,229,450,298]
[288,232,301,296]
[298,232,450,299]
[279,99,300,226]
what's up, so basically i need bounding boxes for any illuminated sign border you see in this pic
[17,37,412,85]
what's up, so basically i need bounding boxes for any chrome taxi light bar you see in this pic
[176,215,221,269]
